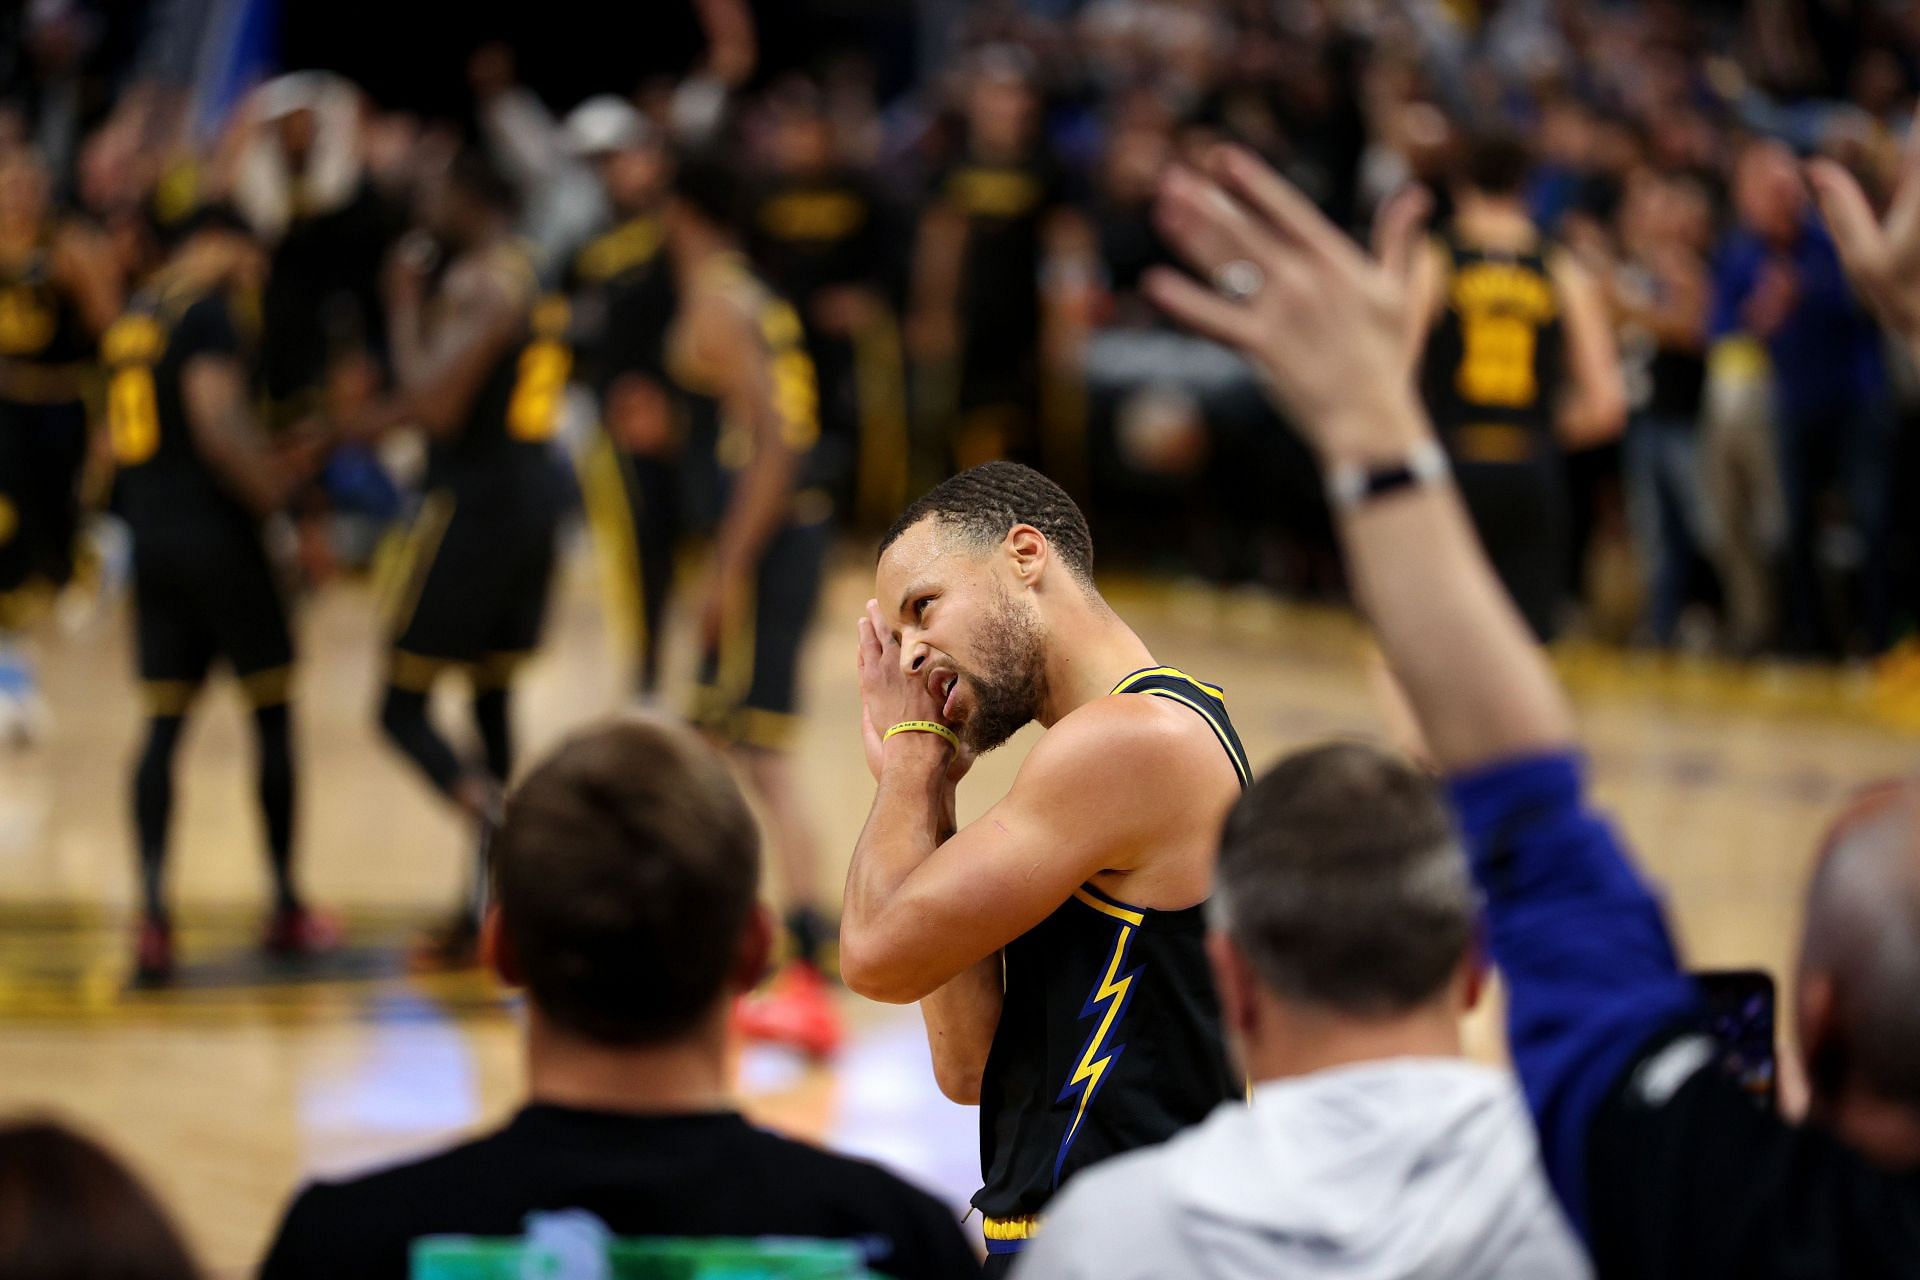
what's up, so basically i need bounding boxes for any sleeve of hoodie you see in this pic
[1446,752,1702,1240]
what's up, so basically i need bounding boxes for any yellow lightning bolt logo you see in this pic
[1054,916,1141,1183]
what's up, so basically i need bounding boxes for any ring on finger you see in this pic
[1213,258,1265,303]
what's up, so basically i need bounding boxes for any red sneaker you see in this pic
[262,906,345,958]
[132,915,173,987]
[735,962,844,1060]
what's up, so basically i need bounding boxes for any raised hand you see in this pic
[1808,106,1920,344]
[1144,145,1433,463]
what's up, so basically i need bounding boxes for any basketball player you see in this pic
[911,48,1093,475]
[1407,133,1624,641]
[103,205,332,983]
[664,152,839,1053]
[844,461,1248,1271]
[561,97,681,699]
[0,146,120,739]
[746,78,899,522]
[345,148,571,958]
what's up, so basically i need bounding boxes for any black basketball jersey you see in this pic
[1419,235,1564,464]
[427,245,573,498]
[974,667,1249,1247]
[104,274,260,538]
[0,233,95,376]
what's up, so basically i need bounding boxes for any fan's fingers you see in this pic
[1153,164,1275,286]
[1214,143,1350,262]
[1373,184,1434,284]
[1142,266,1262,351]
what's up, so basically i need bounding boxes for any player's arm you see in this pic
[706,293,808,589]
[922,954,1003,1104]
[181,353,303,517]
[1549,249,1628,450]
[843,655,1179,1004]
[355,254,522,440]
[51,221,123,340]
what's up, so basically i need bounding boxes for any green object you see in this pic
[410,1235,873,1280]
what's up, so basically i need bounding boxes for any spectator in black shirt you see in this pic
[259,717,978,1280]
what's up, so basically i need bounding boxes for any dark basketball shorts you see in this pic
[384,485,561,691]
[692,507,830,750]
[132,527,294,714]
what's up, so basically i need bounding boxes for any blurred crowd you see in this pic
[6,1,1920,659]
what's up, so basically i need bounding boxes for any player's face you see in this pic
[876,519,1047,755]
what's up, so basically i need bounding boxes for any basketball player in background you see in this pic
[664,152,840,1053]
[746,78,900,523]
[343,148,571,961]
[560,96,681,701]
[103,206,333,983]
[0,146,120,740]
[844,461,1248,1272]
[910,48,1094,476]
[1408,133,1625,641]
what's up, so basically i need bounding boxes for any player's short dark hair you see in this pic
[879,461,1095,585]
[1459,130,1532,197]
[672,147,747,231]
[447,143,519,216]
[493,717,759,1046]
[1214,742,1476,1015]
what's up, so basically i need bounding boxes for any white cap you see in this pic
[563,95,652,157]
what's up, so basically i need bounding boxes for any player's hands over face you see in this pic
[1145,145,1432,460]
[1808,109,1920,343]
[856,598,968,782]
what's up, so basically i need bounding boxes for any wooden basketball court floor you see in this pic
[2,535,1916,1273]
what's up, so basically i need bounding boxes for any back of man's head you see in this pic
[1799,781,1920,1116]
[492,717,760,1046]
[1215,742,1476,1015]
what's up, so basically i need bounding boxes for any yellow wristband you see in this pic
[884,720,960,753]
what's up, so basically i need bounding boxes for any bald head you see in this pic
[1800,782,1920,1107]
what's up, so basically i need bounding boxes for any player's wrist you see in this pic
[881,722,954,772]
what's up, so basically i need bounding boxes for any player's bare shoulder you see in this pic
[1018,692,1239,825]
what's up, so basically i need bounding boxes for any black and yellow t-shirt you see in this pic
[974,667,1248,1249]
[1419,235,1564,464]
[747,171,885,314]
[934,149,1071,363]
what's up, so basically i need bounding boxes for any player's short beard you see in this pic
[958,582,1047,755]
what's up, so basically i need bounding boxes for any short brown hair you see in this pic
[493,717,760,1045]
[0,1119,201,1280]
[1214,742,1475,1015]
